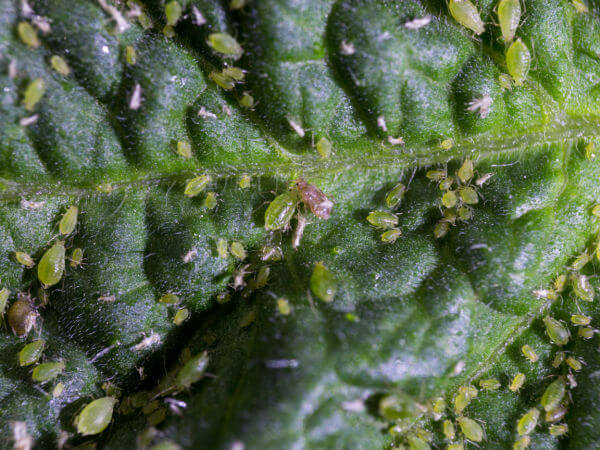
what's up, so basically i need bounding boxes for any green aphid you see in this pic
[521,344,538,363]
[23,78,46,111]
[222,66,245,81]
[442,191,458,208]
[316,136,332,158]
[163,25,175,38]
[439,177,454,191]
[571,273,594,302]
[443,420,456,440]
[230,241,246,260]
[426,169,447,181]
[479,378,501,390]
[75,397,118,436]
[517,408,539,436]
[566,356,582,371]
[458,186,478,205]
[32,361,65,383]
[310,262,336,303]
[447,444,464,450]
[381,228,402,244]
[176,140,192,159]
[457,159,474,184]
[238,174,251,189]
[0,288,10,319]
[59,206,78,235]
[175,351,209,390]
[207,32,243,59]
[497,0,521,43]
[543,316,570,346]
[125,45,137,65]
[230,0,247,10]
[457,417,483,442]
[184,174,210,197]
[203,192,218,209]
[541,377,566,412]
[7,295,37,337]
[509,373,525,392]
[209,71,236,90]
[572,0,589,13]
[38,241,66,288]
[458,206,472,221]
[70,247,84,268]
[217,238,229,258]
[256,266,270,289]
[18,21,40,47]
[277,298,291,315]
[385,183,407,208]
[578,326,594,339]
[513,436,530,450]
[586,143,596,160]
[448,0,485,34]
[53,382,65,397]
[15,251,34,268]
[264,191,298,231]
[554,274,567,292]
[96,183,113,193]
[432,397,445,419]
[571,252,591,270]
[50,55,71,75]
[571,314,591,326]
[454,385,477,414]
[433,220,449,239]
[18,339,46,366]
[506,38,531,86]
[366,211,398,229]
[165,1,182,26]
[546,404,568,423]
[549,424,568,437]
[240,92,255,109]
[407,435,430,450]
[552,351,565,368]
[440,138,454,150]
[173,308,190,325]
[159,293,180,305]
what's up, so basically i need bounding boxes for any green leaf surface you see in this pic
[2,0,600,448]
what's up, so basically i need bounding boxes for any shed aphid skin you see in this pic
[449,0,485,34]
[20,198,46,209]
[513,436,530,450]
[457,417,483,442]
[33,360,65,382]
[296,178,333,220]
[466,94,492,118]
[404,15,432,30]
[381,228,402,244]
[517,408,539,435]
[176,140,192,159]
[175,351,209,390]
[506,38,531,86]
[75,397,118,436]
[7,295,38,337]
[572,0,589,13]
[50,55,71,75]
[292,214,308,249]
[571,273,594,301]
[198,106,217,119]
[159,293,180,305]
[541,377,566,412]
[165,1,182,26]
[475,173,494,186]
[59,205,78,235]
[131,331,161,351]
[18,21,40,47]
[316,136,332,158]
[15,251,34,268]
[549,424,568,437]
[184,174,210,197]
[264,191,298,231]
[509,372,525,392]
[367,211,398,229]
[310,262,337,303]
[98,294,116,303]
[288,118,305,138]
[566,356,582,371]
[230,241,246,260]
[23,78,46,111]
[38,241,66,288]
[387,136,405,145]
[386,183,407,209]
[207,32,243,59]
[18,339,46,366]
[497,0,521,43]
[521,344,538,363]
[543,316,570,346]
[443,419,456,440]
[479,378,501,390]
[129,83,143,110]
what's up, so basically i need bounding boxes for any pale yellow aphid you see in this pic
[497,0,521,43]
[59,206,78,235]
[176,140,192,159]
[277,298,291,315]
[509,373,525,392]
[457,159,474,184]
[448,0,485,35]
[316,136,332,158]
[521,344,538,363]
[125,45,137,65]
[440,138,454,150]
[506,38,531,86]
[50,55,71,76]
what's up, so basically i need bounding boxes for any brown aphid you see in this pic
[7,293,38,337]
[295,178,333,219]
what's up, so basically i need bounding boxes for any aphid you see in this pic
[545,404,568,423]
[222,67,245,81]
[594,205,600,217]
[458,187,479,205]
[457,417,483,442]
[238,174,251,189]
[521,344,538,363]
[129,83,143,110]
[571,252,591,270]
[366,211,398,229]
[310,262,336,303]
[543,316,570,346]
[443,420,456,440]
[173,308,190,325]
[159,293,180,305]
[230,241,246,260]
[18,21,40,47]
[75,397,117,436]
[566,356,582,371]
[184,174,210,197]
[7,295,38,336]
[454,385,478,414]
[440,177,454,191]
[50,55,71,75]
[426,169,447,181]
[447,444,464,450]
[277,298,291,315]
[497,0,521,43]
[541,377,567,412]
[98,294,116,303]
[175,350,209,390]
[70,247,84,268]
[296,178,333,220]
[578,326,594,339]
[571,314,591,326]
[509,373,526,392]
[59,206,78,235]
[217,239,229,258]
[381,228,402,244]
[434,220,449,239]
[316,137,332,159]
[204,192,218,209]
[38,241,66,288]
[33,361,65,383]
[0,288,10,318]
[549,424,568,437]
[448,0,485,34]
[572,0,589,13]
[176,140,192,159]
[96,183,114,193]
[264,191,298,231]
[387,136,405,146]
[479,378,501,390]
[499,73,513,90]
[552,351,565,368]
[407,436,429,449]
[385,183,407,209]
[466,95,492,118]
[442,191,458,209]
[18,339,46,366]
[53,382,65,397]
[554,274,567,292]
[517,408,539,435]
[207,32,243,59]
[239,92,255,109]
[124,45,137,65]
[513,436,530,450]
[568,373,577,388]
[440,138,454,150]
[256,266,270,289]
[457,160,474,184]
[571,273,594,302]
[586,143,596,160]
[165,1,182,26]
[458,206,473,221]
[506,38,531,86]
[22,78,46,111]
[209,71,236,90]
[15,251,34,268]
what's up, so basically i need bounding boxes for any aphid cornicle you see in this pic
[296,178,333,220]
[448,0,485,35]
[541,377,566,412]
[75,397,118,436]
[506,38,531,86]
[497,0,521,43]
[38,241,66,288]
[7,295,38,337]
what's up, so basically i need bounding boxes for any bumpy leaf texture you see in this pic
[1,0,600,448]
